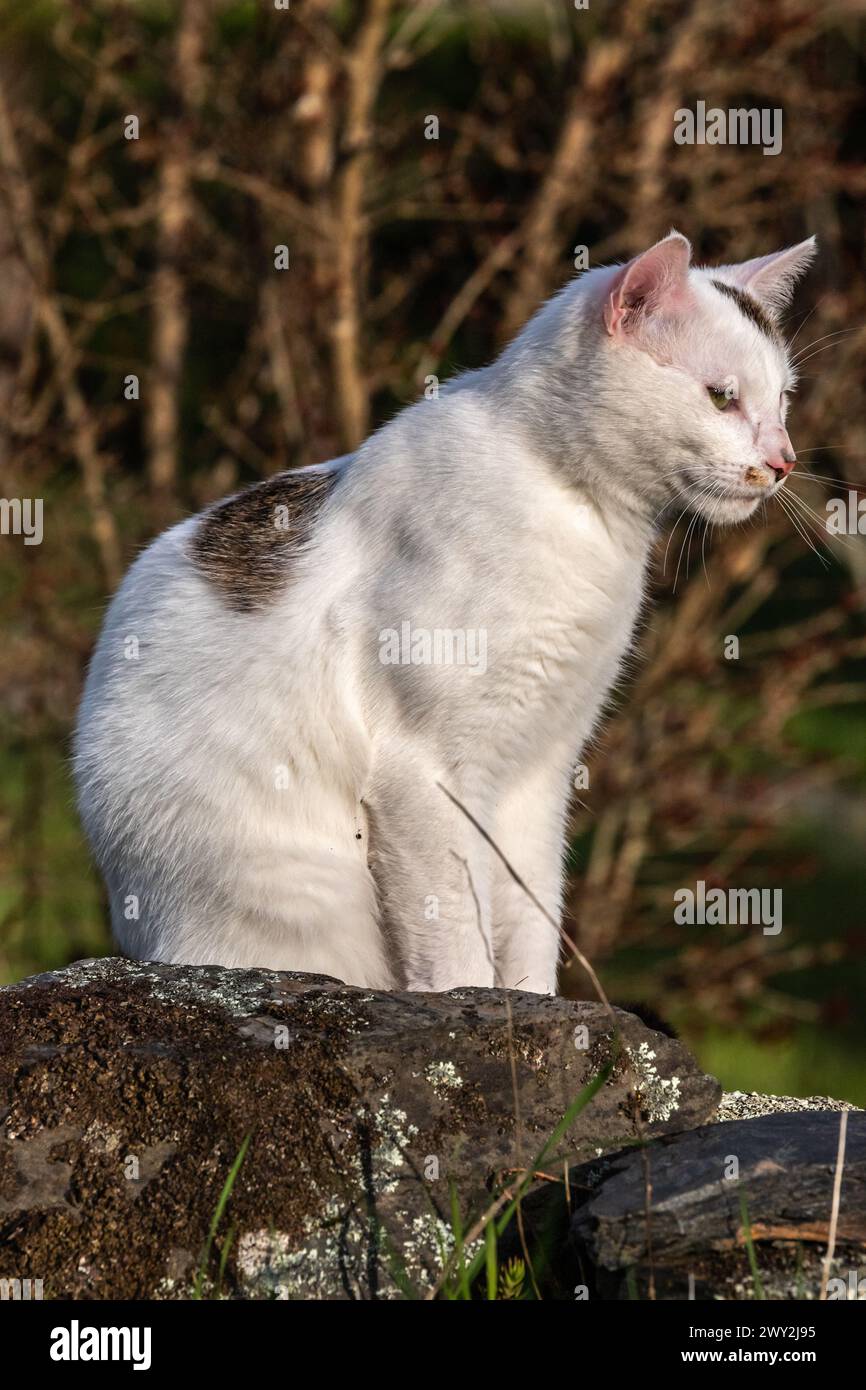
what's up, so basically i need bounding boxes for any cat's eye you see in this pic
[707,386,734,411]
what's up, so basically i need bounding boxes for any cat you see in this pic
[73,230,816,993]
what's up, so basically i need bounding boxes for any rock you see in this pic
[570,1110,866,1300]
[717,1090,861,1122]
[0,957,720,1299]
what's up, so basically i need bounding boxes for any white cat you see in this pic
[74,231,815,993]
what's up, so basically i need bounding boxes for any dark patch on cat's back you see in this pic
[191,467,338,611]
[710,279,781,344]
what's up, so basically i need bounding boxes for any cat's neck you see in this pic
[451,280,661,541]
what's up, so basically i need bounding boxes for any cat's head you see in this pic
[595,230,816,525]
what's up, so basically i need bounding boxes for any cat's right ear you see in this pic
[604,232,692,336]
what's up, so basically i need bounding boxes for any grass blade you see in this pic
[485,1221,498,1300]
[193,1133,251,1299]
[738,1190,765,1300]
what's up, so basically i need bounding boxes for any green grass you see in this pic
[440,1061,613,1300]
[0,742,109,984]
[738,1192,766,1300]
[192,1134,252,1300]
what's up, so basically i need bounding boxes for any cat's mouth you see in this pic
[679,464,779,512]
[718,491,763,511]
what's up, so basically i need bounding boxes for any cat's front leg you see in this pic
[490,760,572,994]
[365,745,498,991]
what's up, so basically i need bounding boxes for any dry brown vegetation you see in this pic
[1,1,865,1083]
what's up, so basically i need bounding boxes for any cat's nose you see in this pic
[765,448,796,481]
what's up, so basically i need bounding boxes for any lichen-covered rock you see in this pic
[570,1109,866,1300]
[0,957,720,1299]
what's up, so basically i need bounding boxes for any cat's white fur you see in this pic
[74,231,815,992]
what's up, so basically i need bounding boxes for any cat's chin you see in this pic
[701,492,764,525]
[683,485,764,526]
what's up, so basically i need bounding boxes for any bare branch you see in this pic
[146,0,209,503]
[0,74,121,586]
[330,0,393,449]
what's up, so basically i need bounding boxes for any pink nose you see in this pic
[765,449,796,480]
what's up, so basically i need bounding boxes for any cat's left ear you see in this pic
[603,231,692,336]
[718,237,817,317]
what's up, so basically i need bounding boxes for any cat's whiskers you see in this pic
[789,469,866,491]
[675,499,712,591]
[790,325,865,362]
[660,479,708,570]
[785,298,823,351]
[672,478,724,590]
[791,329,865,371]
[700,486,728,585]
[782,484,830,533]
[790,332,854,362]
[783,484,860,554]
[774,487,831,566]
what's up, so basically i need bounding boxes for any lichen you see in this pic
[625,1041,682,1122]
[424,1061,463,1096]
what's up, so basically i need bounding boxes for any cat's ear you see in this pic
[604,231,692,336]
[717,237,817,317]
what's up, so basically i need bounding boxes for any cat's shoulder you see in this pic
[189,458,350,611]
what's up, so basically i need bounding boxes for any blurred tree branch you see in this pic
[0,70,120,586]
